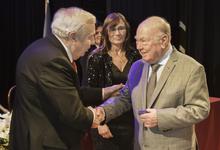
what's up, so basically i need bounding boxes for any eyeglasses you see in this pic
[108,26,126,33]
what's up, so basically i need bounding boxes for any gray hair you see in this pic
[51,7,96,38]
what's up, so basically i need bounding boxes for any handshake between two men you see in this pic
[88,82,159,129]
[89,105,159,129]
[89,106,106,128]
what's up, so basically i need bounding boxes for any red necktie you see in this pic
[71,61,78,73]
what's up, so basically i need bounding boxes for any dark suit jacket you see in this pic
[9,34,102,150]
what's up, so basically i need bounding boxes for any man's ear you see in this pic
[68,32,77,41]
[160,34,169,49]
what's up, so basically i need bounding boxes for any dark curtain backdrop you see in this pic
[178,0,220,97]
[106,0,179,51]
[1,0,219,107]
[0,0,45,107]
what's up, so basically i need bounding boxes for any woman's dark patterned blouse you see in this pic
[87,47,141,88]
[87,47,141,126]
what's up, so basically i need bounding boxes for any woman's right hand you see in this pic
[97,124,113,139]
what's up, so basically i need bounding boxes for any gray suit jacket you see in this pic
[102,48,210,150]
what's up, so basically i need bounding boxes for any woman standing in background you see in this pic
[88,13,141,150]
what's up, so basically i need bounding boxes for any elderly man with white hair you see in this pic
[9,7,122,150]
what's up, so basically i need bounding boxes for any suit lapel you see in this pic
[148,49,178,108]
[47,34,81,87]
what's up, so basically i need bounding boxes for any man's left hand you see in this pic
[139,108,158,128]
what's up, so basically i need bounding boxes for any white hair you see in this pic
[51,7,96,38]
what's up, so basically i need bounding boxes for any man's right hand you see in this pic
[103,83,124,100]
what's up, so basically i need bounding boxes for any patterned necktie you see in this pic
[71,61,78,73]
[146,64,160,105]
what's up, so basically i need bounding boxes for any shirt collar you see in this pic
[157,44,173,66]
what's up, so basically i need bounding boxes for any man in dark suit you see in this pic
[9,7,121,150]
[96,16,210,150]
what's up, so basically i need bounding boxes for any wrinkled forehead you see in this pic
[135,26,149,40]
[135,25,159,40]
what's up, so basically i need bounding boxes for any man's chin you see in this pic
[142,58,152,64]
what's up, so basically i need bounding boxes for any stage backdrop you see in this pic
[0,0,219,108]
